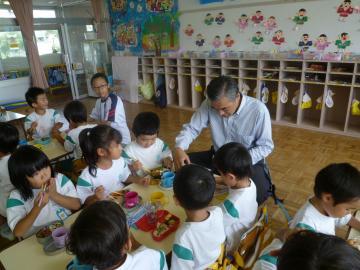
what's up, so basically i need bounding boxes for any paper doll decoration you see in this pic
[195,34,205,47]
[215,12,225,25]
[299,34,313,52]
[251,31,264,45]
[224,34,235,48]
[292,8,308,30]
[335,32,351,51]
[251,10,264,26]
[184,24,194,37]
[212,35,222,49]
[235,14,248,32]
[337,0,353,21]
[204,13,214,25]
[272,30,285,46]
[263,16,277,34]
[314,34,331,51]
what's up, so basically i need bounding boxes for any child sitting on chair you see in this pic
[213,142,258,254]
[24,87,68,139]
[171,164,226,270]
[123,112,173,175]
[66,201,168,270]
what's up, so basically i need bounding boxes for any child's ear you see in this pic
[96,147,107,157]
[321,192,334,205]
[224,172,237,183]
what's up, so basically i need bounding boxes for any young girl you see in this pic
[77,125,150,206]
[6,145,81,238]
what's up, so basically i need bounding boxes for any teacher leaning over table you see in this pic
[174,76,275,205]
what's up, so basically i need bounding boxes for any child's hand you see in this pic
[52,122,63,131]
[47,178,57,198]
[162,157,174,169]
[31,121,38,130]
[134,175,151,186]
[34,190,49,209]
[94,185,106,200]
[132,160,143,172]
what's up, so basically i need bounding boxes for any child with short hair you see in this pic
[289,163,360,234]
[77,125,150,206]
[0,123,19,223]
[7,145,81,238]
[123,112,173,173]
[66,200,168,270]
[24,87,68,139]
[89,73,131,145]
[171,164,226,270]
[213,142,258,254]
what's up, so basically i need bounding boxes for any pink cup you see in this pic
[52,227,69,248]
[125,191,139,208]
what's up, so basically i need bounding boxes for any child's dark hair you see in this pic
[8,145,53,201]
[132,112,160,137]
[0,123,19,154]
[173,164,215,210]
[66,201,128,269]
[299,8,306,12]
[90,72,108,86]
[213,142,252,180]
[79,125,122,177]
[278,230,360,270]
[64,100,87,123]
[303,33,309,37]
[25,87,45,107]
[341,32,348,37]
[320,34,327,38]
[314,163,360,205]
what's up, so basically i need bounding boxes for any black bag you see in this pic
[154,74,167,108]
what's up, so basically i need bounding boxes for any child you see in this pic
[89,73,131,145]
[171,164,226,270]
[123,112,173,173]
[0,123,18,224]
[66,200,168,270]
[77,125,150,206]
[6,145,81,238]
[24,87,68,139]
[289,163,360,234]
[213,142,258,254]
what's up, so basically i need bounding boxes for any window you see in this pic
[0,9,56,18]
[0,31,26,58]
[35,30,62,55]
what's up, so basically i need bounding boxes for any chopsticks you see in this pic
[38,182,48,207]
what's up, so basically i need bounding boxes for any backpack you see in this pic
[154,74,167,108]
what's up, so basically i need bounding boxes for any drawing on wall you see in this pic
[235,14,248,32]
[115,23,139,47]
[111,0,127,12]
[298,33,313,52]
[292,8,308,30]
[224,34,234,48]
[184,24,194,37]
[196,33,205,47]
[212,35,222,48]
[314,34,331,51]
[251,10,264,26]
[204,13,214,25]
[146,0,174,12]
[215,12,225,25]
[251,31,264,46]
[337,0,354,21]
[335,32,351,51]
[263,16,277,35]
[272,30,285,46]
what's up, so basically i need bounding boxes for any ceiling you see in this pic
[32,0,89,7]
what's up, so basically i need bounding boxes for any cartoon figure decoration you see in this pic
[224,34,234,48]
[184,24,194,37]
[146,0,173,12]
[215,12,225,25]
[337,0,353,21]
[292,8,308,30]
[212,35,222,49]
[335,32,351,51]
[251,31,264,47]
[314,34,331,51]
[263,16,277,35]
[298,33,313,52]
[116,23,138,47]
[111,0,126,12]
[235,14,248,32]
[272,30,285,46]
[204,13,214,25]
[251,10,264,26]
[196,33,205,47]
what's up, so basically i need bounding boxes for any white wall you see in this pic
[179,0,360,52]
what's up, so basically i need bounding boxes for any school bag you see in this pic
[154,74,167,108]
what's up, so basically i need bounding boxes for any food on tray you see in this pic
[108,190,126,204]
[150,167,164,179]
[151,212,179,240]
[36,221,63,239]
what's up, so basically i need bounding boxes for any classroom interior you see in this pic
[0,0,360,269]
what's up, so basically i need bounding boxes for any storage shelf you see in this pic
[240,67,258,70]
[303,81,325,85]
[281,79,301,83]
[260,78,279,82]
[282,69,302,73]
[327,82,352,87]
[305,70,327,74]
[330,72,353,75]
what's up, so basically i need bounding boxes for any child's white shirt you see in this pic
[90,93,131,145]
[171,206,226,270]
[108,246,168,270]
[6,173,77,237]
[64,124,97,159]
[252,238,283,270]
[0,155,14,217]
[123,138,172,170]
[77,157,131,204]
[24,109,69,139]
[289,200,352,235]
[221,179,258,253]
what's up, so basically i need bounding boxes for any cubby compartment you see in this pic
[240,69,258,80]
[207,67,222,78]
[206,59,222,68]
[143,57,153,66]
[281,71,302,82]
[154,57,165,67]
[322,86,350,131]
[240,60,258,69]
[191,58,206,67]
[166,65,178,75]
[330,62,354,74]
[178,75,192,108]
[304,71,326,84]
[259,81,278,120]
[143,72,155,85]
[223,68,239,78]
[261,60,280,70]
[299,84,324,128]
[191,67,206,76]
[278,82,301,125]
[305,62,327,73]
[222,59,239,69]
[282,61,303,72]
[165,58,177,67]
[347,87,360,134]
[328,74,353,86]
[192,76,206,108]
[178,66,192,75]
[178,58,191,67]
[240,79,258,98]
[165,74,179,106]
[260,69,279,81]
[353,75,360,87]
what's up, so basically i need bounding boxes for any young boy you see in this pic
[0,123,18,225]
[24,87,68,139]
[123,112,173,173]
[171,164,226,270]
[289,163,360,234]
[213,142,258,254]
[66,200,168,270]
[89,73,131,145]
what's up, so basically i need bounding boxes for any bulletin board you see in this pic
[109,0,180,55]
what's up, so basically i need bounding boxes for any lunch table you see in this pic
[0,110,26,137]
[29,138,72,163]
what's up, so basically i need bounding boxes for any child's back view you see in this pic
[66,200,168,270]
[171,164,225,270]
